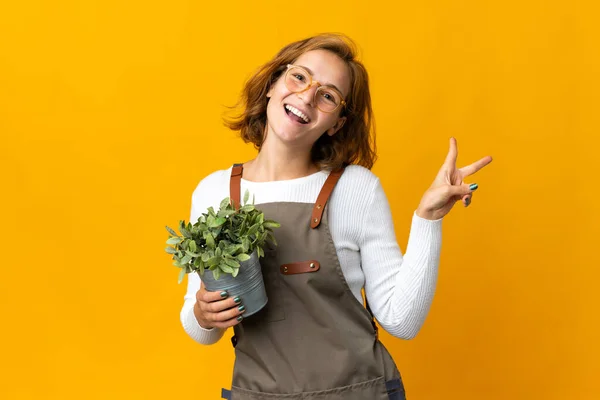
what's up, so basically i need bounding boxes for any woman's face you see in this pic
[265,49,350,149]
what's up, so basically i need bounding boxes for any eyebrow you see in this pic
[298,65,345,96]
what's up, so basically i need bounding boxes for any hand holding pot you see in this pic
[193,282,246,329]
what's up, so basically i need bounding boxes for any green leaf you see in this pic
[180,239,189,250]
[240,204,255,213]
[180,227,192,238]
[204,232,215,248]
[237,253,251,262]
[220,264,234,274]
[259,232,268,243]
[220,197,231,210]
[189,241,197,252]
[257,247,264,258]
[165,246,177,254]
[207,256,219,267]
[232,267,239,278]
[165,226,178,236]
[246,223,259,237]
[201,253,210,263]
[178,221,193,237]
[206,215,215,227]
[212,268,221,280]
[213,217,227,227]
[264,220,281,229]
[267,231,278,246]
[166,237,182,245]
[178,268,186,284]
[243,189,250,205]
[180,254,192,265]
[223,258,240,268]
[217,209,236,218]
[185,250,199,258]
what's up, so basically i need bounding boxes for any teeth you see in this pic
[285,105,310,123]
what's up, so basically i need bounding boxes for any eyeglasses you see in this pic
[284,64,347,113]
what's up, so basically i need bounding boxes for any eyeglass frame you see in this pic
[283,64,347,114]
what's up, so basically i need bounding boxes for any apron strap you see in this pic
[230,164,346,228]
[230,163,244,210]
[310,168,345,229]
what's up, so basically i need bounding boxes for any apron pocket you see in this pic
[230,376,391,400]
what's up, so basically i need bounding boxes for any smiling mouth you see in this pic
[284,104,310,124]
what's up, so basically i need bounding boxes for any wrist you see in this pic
[416,206,437,220]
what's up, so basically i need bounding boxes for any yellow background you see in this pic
[1,1,598,399]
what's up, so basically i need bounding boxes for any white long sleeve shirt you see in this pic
[180,165,443,344]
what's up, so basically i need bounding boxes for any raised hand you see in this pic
[416,137,492,220]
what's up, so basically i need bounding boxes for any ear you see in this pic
[266,85,273,98]
[326,117,346,137]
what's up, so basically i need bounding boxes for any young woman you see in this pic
[180,33,492,399]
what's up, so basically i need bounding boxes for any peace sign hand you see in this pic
[415,137,493,220]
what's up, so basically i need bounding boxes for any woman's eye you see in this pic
[320,91,336,103]
[293,74,306,81]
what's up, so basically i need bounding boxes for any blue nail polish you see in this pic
[237,315,243,322]
[469,183,478,191]
[220,291,228,298]
[234,296,241,304]
[466,197,471,206]
[238,305,246,312]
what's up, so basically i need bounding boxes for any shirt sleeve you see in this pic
[360,178,443,339]
[179,186,226,345]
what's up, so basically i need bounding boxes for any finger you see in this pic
[462,194,472,207]
[211,314,245,329]
[443,137,458,168]
[210,304,246,324]
[197,283,230,303]
[201,295,243,314]
[447,182,477,199]
[459,155,493,177]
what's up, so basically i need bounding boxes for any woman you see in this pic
[180,33,492,399]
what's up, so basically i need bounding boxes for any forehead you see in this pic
[292,50,351,97]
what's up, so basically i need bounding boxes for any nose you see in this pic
[296,82,319,108]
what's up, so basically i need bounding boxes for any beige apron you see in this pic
[221,163,406,400]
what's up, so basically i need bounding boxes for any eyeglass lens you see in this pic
[285,67,342,112]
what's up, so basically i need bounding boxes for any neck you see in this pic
[243,135,319,182]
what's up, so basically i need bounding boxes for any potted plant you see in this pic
[165,189,280,317]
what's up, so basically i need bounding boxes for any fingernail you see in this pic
[237,315,243,322]
[220,291,228,298]
[469,183,478,191]
[238,305,245,312]
[466,197,471,207]
[233,296,241,304]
